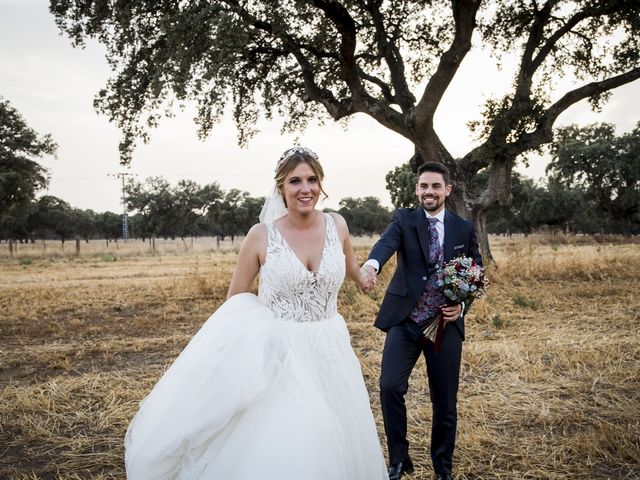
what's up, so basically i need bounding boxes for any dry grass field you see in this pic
[1,235,639,479]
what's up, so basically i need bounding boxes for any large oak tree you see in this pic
[50,0,640,261]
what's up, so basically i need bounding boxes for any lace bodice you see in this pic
[259,213,345,322]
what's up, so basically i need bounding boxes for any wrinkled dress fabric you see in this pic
[124,213,387,479]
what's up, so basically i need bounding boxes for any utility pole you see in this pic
[109,172,135,242]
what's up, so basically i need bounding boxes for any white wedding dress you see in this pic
[125,213,388,479]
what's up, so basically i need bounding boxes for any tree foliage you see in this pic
[49,0,640,261]
[547,122,640,232]
[0,202,39,242]
[30,196,75,244]
[0,98,56,218]
[338,196,390,236]
[125,177,225,239]
[96,211,123,242]
[385,162,416,208]
[0,181,265,244]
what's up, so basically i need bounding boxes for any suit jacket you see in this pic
[368,207,482,339]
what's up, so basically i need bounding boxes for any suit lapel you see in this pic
[443,211,456,262]
[414,208,431,265]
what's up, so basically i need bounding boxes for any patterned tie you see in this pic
[428,216,443,266]
[409,216,445,324]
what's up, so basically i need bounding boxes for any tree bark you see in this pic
[446,184,495,264]
[471,208,493,265]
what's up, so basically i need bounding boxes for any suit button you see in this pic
[422,276,427,281]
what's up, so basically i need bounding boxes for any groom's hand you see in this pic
[359,265,377,293]
[441,303,462,323]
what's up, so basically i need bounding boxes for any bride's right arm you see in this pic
[226,224,268,299]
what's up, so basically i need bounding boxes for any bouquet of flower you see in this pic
[421,255,488,351]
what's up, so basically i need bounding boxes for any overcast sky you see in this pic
[2,0,639,214]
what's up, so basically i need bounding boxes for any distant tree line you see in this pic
[123,177,265,243]
[0,181,396,245]
[332,197,391,237]
[386,123,640,236]
[0,179,266,245]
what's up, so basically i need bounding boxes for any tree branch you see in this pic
[486,2,616,152]
[223,1,355,120]
[511,67,640,155]
[460,67,640,174]
[298,43,339,60]
[364,0,416,112]
[514,2,624,104]
[518,1,554,87]
[307,0,409,135]
[529,1,628,76]
[529,10,588,75]
[410,0,480,130]
[357,68,395,103]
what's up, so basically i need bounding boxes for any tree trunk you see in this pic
[446,188,495,264]
[471,208,493,265]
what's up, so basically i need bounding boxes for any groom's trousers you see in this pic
[379,318,462,475]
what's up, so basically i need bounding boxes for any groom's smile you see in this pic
[415,171,451,214]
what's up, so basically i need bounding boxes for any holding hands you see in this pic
[359,264,377,293]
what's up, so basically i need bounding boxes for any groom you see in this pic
[362,162,482,480]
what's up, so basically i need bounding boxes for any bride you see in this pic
[124,147,388,479]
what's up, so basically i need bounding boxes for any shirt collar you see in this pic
[424,208,445,224]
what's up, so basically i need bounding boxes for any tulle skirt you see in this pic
[124,293,387,479]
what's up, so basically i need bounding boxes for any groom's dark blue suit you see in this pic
[369,207,481,476]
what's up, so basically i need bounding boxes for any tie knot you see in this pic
[427,216,438,225]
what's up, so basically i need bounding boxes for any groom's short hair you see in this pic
[417,162,451,185]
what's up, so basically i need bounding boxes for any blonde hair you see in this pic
[274,148,328,206]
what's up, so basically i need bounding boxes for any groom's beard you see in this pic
[420,195,444,212]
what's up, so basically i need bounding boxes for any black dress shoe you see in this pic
[388,457,414,480]
[434,474,452,480]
